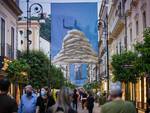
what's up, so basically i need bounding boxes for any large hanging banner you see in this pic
[51,2,98,86]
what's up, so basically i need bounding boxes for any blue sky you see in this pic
[20,0,101,16]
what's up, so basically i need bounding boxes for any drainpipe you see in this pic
[106,13,109,95]
[123,0,128,50]
[125,15,127,50]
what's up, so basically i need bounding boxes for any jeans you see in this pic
[88,108,93,113]
[73,102,77,111]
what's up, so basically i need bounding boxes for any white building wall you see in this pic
[0,1,19,59]
[40,37,50,58]
[88,64,96,83]
[18,20,40,52]
[126,0,150,51]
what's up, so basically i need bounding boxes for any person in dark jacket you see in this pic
[81,91,87,109]
[36,87,55,113]
[72,89,78,111]
[0,77,18,113]
[87,91,94,113]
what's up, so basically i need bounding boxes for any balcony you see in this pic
[98,39,103,49]
[125,0,139,16]
[125,0,132,16]
[109,15,125,39]
[100,70,106,79]
[100,47,106,58]
[108,35,113,45]
[2,0,22,16]
[111,0,118,6]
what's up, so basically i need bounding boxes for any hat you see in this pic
[110,81,122,95]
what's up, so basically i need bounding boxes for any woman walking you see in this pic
[48,87,77,113]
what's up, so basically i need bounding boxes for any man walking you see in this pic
[100,82,136,113]
[72,89,78,111]
[0,77,18,113]
[18,85,37,113]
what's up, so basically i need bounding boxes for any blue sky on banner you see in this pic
[51,3,98,85]
[51,3,98,58]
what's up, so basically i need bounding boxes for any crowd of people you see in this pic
[1,77,148,113]
[0,77,95,113]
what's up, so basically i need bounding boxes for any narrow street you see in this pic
[77,103,100,113]
[0,1,150,113]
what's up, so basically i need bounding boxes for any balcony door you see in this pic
[11,27,14,59]
[1,18,5,57]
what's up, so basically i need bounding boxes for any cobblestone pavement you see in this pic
[77,103,100,113]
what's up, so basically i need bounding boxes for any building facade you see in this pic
[124,0,150,112]
[18,20,40,53]
[106,0,150,112]
[40,37,50,58]
[98,0,109,92]
[88,64,97,83]
[0,0,22,68]
[18,20,50,58]
[0,0,22,101]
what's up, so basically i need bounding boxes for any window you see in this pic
[1,18,5,56]
[116,45,118,54]
[19,30,23,35]
[123,0,126,3]
[11,27,14,59]
[143,11,146,29]
[130,28,132,42]
[136,21,139,35]
[124,36,127,50]
[118,2,122,16]
[119,41,122,54]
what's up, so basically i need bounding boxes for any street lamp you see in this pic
[98,15,109,94]
[26,0,45,56]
